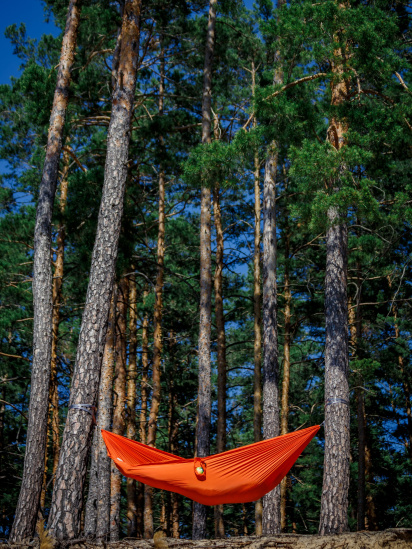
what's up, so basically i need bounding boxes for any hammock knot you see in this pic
[69,403,97,425]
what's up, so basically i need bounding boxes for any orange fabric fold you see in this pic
[101,424,319,505]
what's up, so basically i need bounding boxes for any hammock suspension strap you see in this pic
[69,404,97,425]
[325,397,349,407]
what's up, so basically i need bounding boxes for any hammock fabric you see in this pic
[101,424,319,506]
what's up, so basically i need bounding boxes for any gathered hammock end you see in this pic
[101,424,320,506]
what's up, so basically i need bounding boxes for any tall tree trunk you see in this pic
[213,185,226,539]
[262,148,281,535]
[319,12,350,533]
[193,0,217,540]
[251,59,263,537]
[144,46,166,540]
[110,277,129,541]
[10,2,81,541]
[280,228,291,531]
[138,289,149,537]
[48,2,141,539]
[96,290,116,541]
[126,270,138,537]
[168,332,180,539]
[84,428,99,536]
[365,438,378,531]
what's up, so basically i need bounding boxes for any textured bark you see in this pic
[262,150,281,535]
[127,271,138,537]
[252,60,263,537]
[193,0,217,540]
[319,12,351,533]
[280,228,291,532]
[48,2,141,539]
[138,288,149,535]
[168,333,180,539]
[144,64,166,537]
[9,2,81,542]
[110,277,129,541]
[96,290,116,541]
[84,428,99,536]
[213,185,226,539]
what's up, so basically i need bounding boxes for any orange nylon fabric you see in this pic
[101,424,319,505]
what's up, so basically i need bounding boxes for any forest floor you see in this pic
[5,529,412,549]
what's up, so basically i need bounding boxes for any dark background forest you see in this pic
[1,0,412,542]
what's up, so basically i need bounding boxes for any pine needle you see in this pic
[36,519,55,549]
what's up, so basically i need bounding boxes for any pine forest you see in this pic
[1,0,412,544]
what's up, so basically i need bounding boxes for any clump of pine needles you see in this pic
[153,530,169,549]
[36,519,54,549]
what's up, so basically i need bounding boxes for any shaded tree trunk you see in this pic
[96,290,116,541]
[10,1,81,541]
[138,288,149,537]
[48,2,141,539]
[193,0,217,540]
[262,148,281,535]
[319,15,350,533]
[251,59,263,537]
[144,46,166,540]
[84,428,99,536]
[110,277,129,541]
[213,185,226,539]
[127,270,138,537]
[280,227,291,532]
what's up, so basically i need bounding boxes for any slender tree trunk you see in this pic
[138,289,149,537]
[48,3,141,539]
[280,228,291,532]
[10,2,81,541]
[96,290,116,541]
[251,60,263,537]
[319,16,350,533]
[127,270,138,537]
[144,47,166,540]
[84,428,99,536]
[110,277,129,541]
[168,332,180,539]
[213,185,226,539]
[365,438,378,531]
[262,148,281,535]
[193,0,217,540]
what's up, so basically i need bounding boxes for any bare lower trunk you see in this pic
[252,61,263,537]
[365,439,378,530]
[110,277,129,541]
[127,271,138,537]
[48,3,141,539]
[213,186,226,539]
[139,290,149,537]
[10,2,81,541]
[319,207,350,534]
[262,150,281,535]
[193,0,217,540]
[96,291,116,540]
[280,231,291,531]
[84,429,99,536]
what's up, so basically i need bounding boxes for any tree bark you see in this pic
[9,2,81,541]
[213,185,226,539]
[84,428,99,536]
[144,47,166,540]
[193,0,217,540]
[319,12,350,533]
[262,149,281,535]
[127,270,138,537]
[280,227,291,532]
[48,2,141,539]
[138,288,149,537]
[110,277,129,541]
[251,59,263,537]
[96,290,116,541]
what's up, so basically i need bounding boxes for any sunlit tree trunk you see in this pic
[110,277,129,541]
[48,2,141,539]
[10,2,81,540]
[193,0,217,540]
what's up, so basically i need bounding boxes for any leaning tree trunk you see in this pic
[48,2,141,539]
[110,277,129,541]
[144,47,166,540]
[9,2,81,541]
[193,0,217,540]
[319,15,350,534]
[213,184,227,539]
[262,148,281,535]
[96,290,116,541]
[127,270,138,537]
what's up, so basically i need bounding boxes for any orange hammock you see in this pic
[101,425,319,506]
